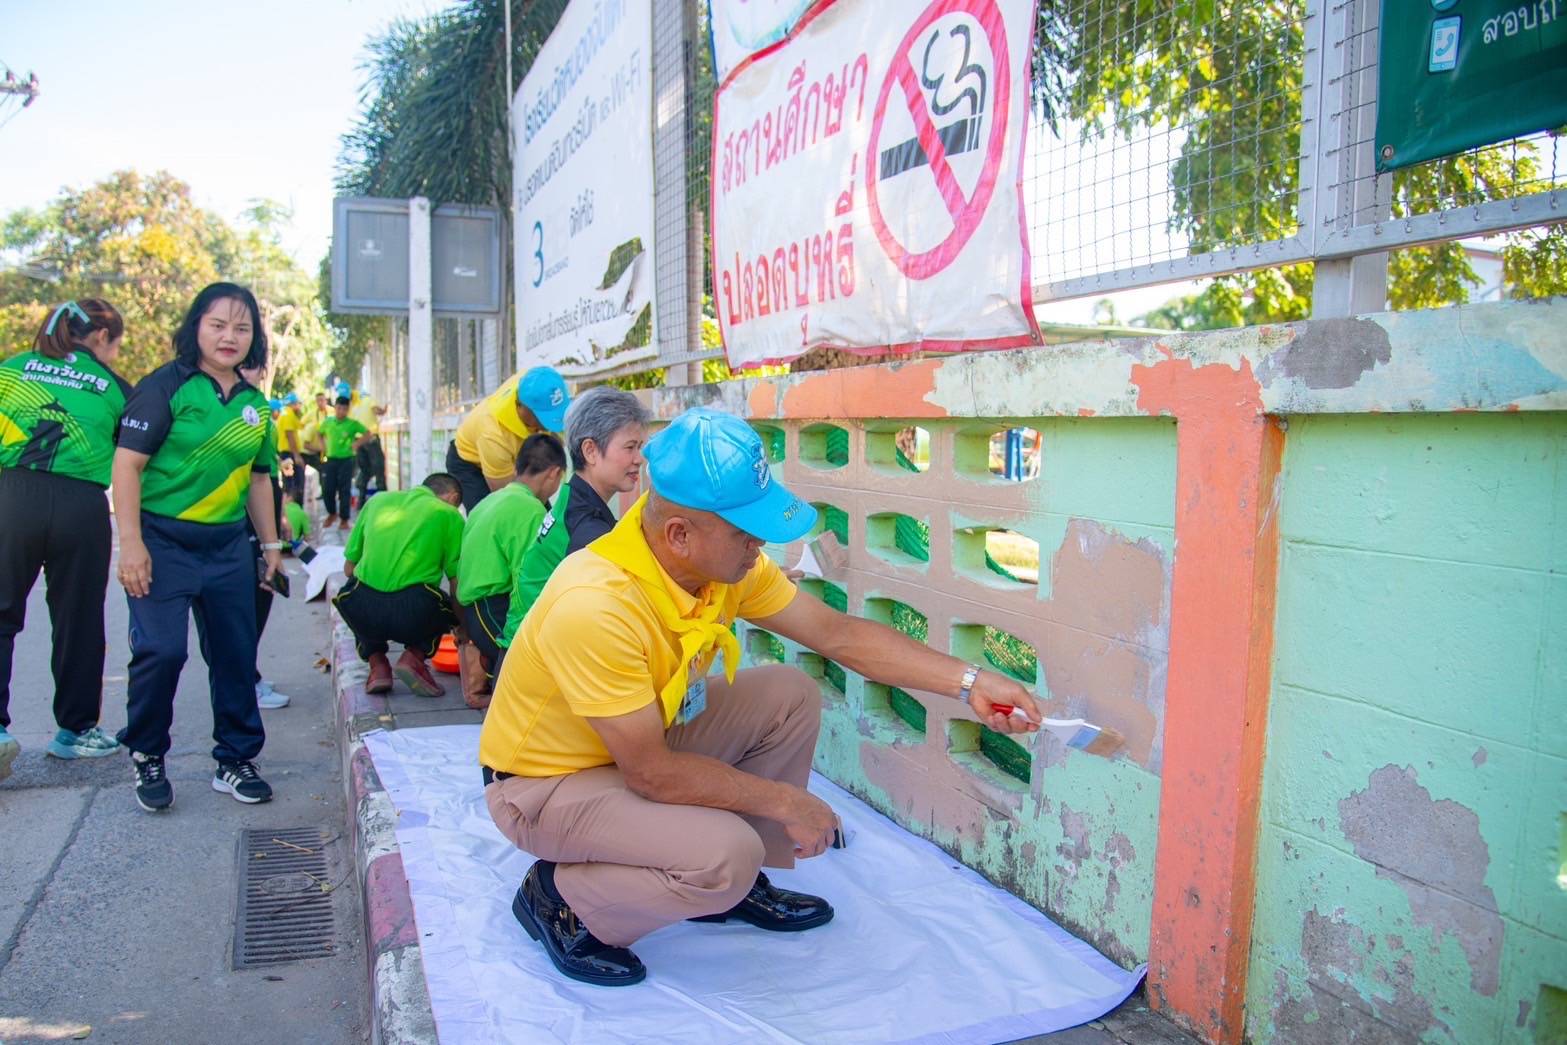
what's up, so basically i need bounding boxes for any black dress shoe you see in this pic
[690,872,834,932]
[511,861,646,986]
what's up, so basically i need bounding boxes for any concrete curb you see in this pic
[330,591,438,1045]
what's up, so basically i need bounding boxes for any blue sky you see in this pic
[1,0,449,268]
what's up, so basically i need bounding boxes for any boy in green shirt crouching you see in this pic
[456,433,566,704]
[333,473,465,697]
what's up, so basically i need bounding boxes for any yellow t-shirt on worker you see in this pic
[479,538,798,778]
[349,392,381,435]
[452,377,541,481]
[274,409,301,453]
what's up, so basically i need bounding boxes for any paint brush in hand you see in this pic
[793,531,848,579]
[990,705,1125,758]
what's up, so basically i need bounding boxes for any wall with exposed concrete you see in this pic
[637,296,1566,1044]
[1247,412,1566,1043]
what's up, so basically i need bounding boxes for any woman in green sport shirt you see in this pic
[0,299,132,781]
[112,283,283,813]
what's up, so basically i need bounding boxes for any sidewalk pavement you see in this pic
[0,540,367,1044]
[325,595,1197,1045]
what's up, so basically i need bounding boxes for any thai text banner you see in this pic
[712,0,1039,369]
[514,0,656,376]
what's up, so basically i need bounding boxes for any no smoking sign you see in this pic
[866,0,1012,281]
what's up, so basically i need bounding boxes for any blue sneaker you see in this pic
[0,728,18,781]
[46,726,122,760]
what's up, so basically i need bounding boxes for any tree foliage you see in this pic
[1035,1,1566,328]
[0,171,332,389]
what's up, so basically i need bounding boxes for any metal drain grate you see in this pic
[233,827,337,968]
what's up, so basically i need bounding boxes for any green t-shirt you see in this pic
[119,361,275,524]
[284,499,310,539]
[499,475,617,646]
[0,348,130,487]
[344,485,463,591]
[457,482,547,604]
[320,416,368,460]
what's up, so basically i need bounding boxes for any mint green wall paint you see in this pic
[744,417,1175,969]
[1249,413,1567,1043]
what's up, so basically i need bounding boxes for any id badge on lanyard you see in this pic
[675,659,708,725]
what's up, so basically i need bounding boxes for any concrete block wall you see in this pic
[746,416,1176,968]
[1248,413,1567,1043]
[640,297,1567,1044]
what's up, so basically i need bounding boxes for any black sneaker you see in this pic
[212,760,273,804]
[132,752,173,812]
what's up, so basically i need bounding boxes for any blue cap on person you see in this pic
[336,381,352,398]
[268,398,282,412]
[644,408,816,545]
[283,392,300,407]
[516,366,570,431]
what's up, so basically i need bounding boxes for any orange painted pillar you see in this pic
[1133,357,1284,1044]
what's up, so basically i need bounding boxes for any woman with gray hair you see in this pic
[498,385,652,648]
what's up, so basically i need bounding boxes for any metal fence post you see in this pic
[1309,0,1389,317]
[408,196,435,478]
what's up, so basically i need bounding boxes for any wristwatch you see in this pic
[259,541,285,551]
[957,664,982,704]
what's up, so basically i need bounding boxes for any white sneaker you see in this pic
[256,680,291,709]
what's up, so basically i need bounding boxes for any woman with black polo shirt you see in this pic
[112,283,283,812]
[0,299,132,782]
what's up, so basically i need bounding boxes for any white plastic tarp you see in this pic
[364,724,1145,1044]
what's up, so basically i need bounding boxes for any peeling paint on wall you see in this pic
[1338,765,1504,997]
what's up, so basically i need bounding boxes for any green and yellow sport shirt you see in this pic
[0,348,131,487]
[119,360,276,524]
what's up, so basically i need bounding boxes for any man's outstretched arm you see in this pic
[752,593,1042,736]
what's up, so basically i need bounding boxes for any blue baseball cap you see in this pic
[517,367,570,431]
[644,409,816,544]
[268,398,282,412]
[283,392,300,406]
[335,381,352,397]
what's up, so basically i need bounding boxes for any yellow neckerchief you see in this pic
[588,493,742,720]
[489,379,534,439]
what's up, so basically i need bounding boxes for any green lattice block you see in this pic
[889,601,929,643]
[984,549,1025,583]
[894,515,931,563]
[821,581,847,613]
[766,634,785,663]
[889,687,927,734]
[823,659,846,695]
[822,505,849,544]
[980,727,1032,784]
[984,628,1038,685]
[826,426,850,467]
[759,426,785,462]
[894,445,920,473]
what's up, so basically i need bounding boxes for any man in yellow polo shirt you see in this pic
[445,366,569,511]
[334,472,465,697]
[481,409,1043,987]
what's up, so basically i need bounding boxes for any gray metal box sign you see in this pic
[431,205,502,313]
[331,197,502,315]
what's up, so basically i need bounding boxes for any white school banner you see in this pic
[712,0,1039,369]
[514,0,655,376]
[710,0,814,84]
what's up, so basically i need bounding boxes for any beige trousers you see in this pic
[484,663,822,947]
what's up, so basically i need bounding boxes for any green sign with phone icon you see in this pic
[1376,0,1567,170]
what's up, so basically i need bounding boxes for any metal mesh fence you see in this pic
[1026,0,1312,292]
[649,0,721,368]
[1323,0,1565,235]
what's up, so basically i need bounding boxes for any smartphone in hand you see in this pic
[257,558,291,598]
